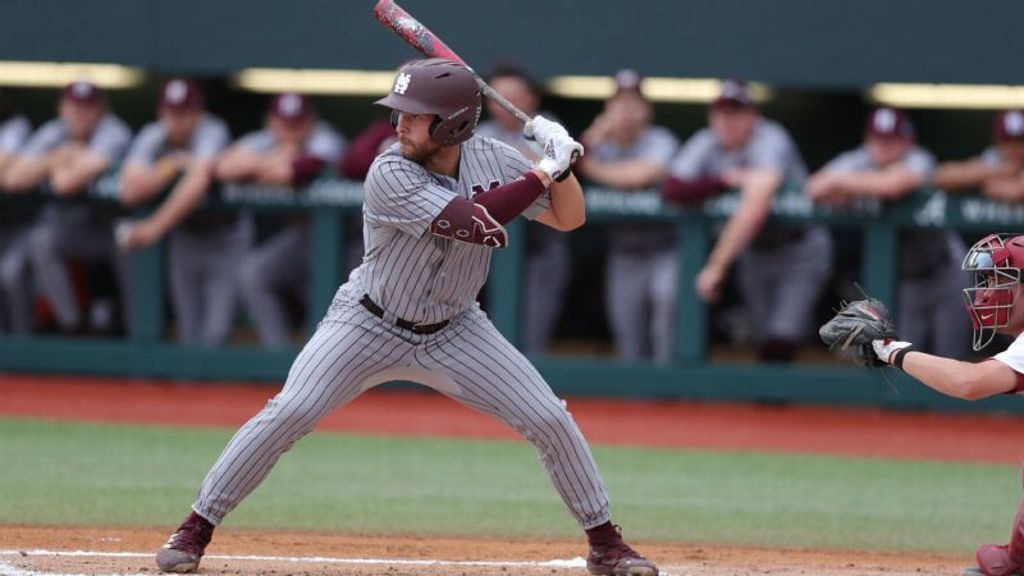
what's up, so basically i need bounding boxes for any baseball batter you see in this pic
[831,234,1024,576]
[934,109,1024,198]
[156,59,659,576]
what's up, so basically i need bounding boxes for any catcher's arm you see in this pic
[820,297,1019,399]
[876,345,1017,400]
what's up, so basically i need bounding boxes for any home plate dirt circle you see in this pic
[0,526,969,576]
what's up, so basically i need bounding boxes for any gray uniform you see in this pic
[597,127,679,363]
[192,136,611,531]
[982,146,1012,167]
[236,122,345,348]
[125,114,247,345]
[670,118,833,347]
[24,114,132,333]
[825,146,970,357]
[0,114,33,333]
[476,115,568,355]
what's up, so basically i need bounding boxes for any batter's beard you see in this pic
[398,138,443,164]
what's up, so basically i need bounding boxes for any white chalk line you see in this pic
[1,548,583,568]
[0,549,678,576]
[0,561,149,576]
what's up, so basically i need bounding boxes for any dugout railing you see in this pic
[1,174,1022,412]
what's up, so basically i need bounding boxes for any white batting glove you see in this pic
[524,115,570,147]
[535,132,584,182]
[872,338,915,370]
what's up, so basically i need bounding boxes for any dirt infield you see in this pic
[0,526,969,576]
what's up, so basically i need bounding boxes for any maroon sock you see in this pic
[184,511,214,531]
[586,521,618,546]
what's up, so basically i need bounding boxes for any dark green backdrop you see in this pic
[1,0,1022,86]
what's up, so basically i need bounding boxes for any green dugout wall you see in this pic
[1,178,1023,414]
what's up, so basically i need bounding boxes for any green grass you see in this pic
[0,417,1015,554]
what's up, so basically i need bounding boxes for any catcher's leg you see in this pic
[970,468,1024,576]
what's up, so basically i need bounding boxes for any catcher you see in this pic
[821,233,1024,576]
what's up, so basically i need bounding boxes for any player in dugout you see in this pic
[118,78,246,347]
[933,109,1024,200]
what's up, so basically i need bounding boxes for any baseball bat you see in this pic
[372,0,532,126]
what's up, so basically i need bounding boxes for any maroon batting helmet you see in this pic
[375,58,481,146]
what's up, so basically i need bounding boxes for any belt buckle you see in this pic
[412,320,447,335]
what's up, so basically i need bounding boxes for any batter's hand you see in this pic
[524,116,570,148]
[535,132,584,183]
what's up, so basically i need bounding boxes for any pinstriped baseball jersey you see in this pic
[351,135,550,324]
[189,131,613,534]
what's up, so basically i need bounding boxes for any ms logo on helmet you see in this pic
[393,73,412,94]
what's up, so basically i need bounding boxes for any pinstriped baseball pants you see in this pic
[193,299,612,529]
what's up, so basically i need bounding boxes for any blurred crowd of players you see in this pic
[1,65,1022,363]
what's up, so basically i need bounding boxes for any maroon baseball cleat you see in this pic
[969,544,1020,576]
[155,511,214,573]
[586,524,659,576]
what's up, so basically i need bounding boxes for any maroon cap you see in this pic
[269,92,314,122]
[865,107,915,140]
[159,78,204,110]
[994,110,1024,141]
[713,79,754,108]
[613,69,644,96]
[61,80,103,104]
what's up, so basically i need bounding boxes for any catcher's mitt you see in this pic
[819,298,899,367]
